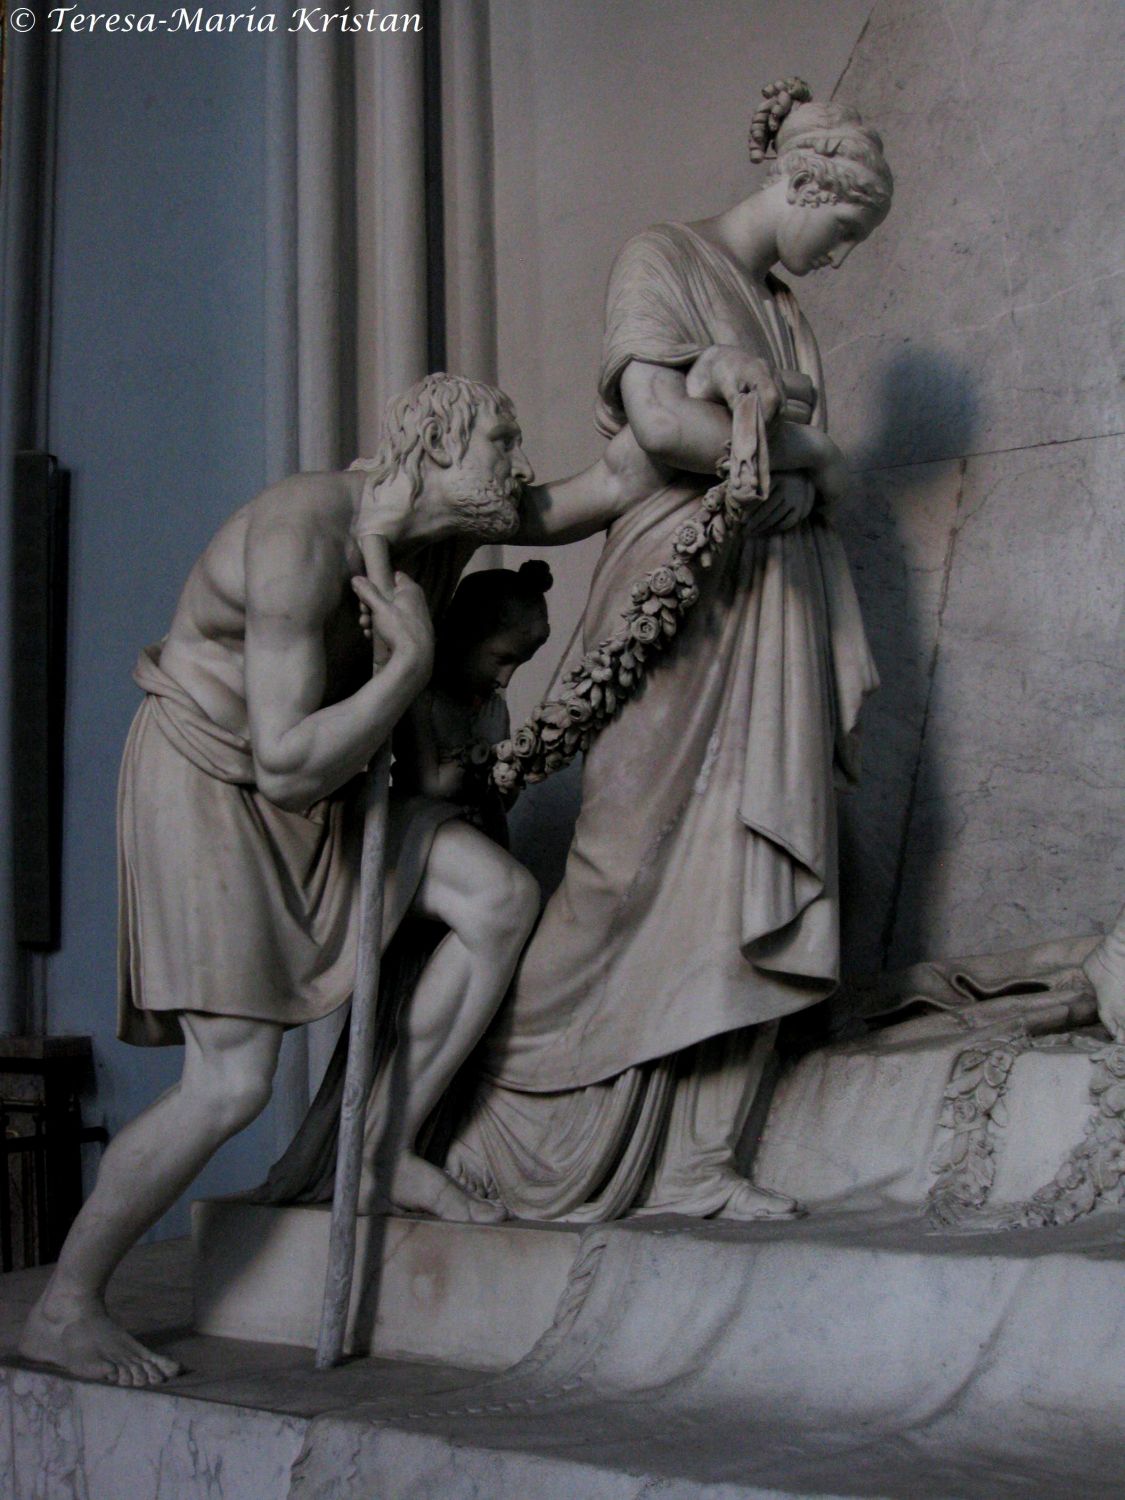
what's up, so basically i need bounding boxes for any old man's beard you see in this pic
[447,475,524,541]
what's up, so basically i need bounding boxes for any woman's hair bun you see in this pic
[517,559,553,595]
[748,76,813,163]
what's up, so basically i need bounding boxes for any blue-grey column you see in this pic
[354,22,429,456]
[263,31,312,1152]
[443,0,502,572]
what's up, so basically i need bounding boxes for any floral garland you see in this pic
[1017,1042,1125,1228]
[927,1034,1032,1230]
[927,1034,1125,1232]
[491,454,755,796]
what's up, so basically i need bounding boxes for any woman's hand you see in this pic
[687,346,783,423]
[769,423,850,508]
[746,474,818,534]
[686,347,817,425]
[745,422,851,533]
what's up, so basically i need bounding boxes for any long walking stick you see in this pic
[316,535,395,1370]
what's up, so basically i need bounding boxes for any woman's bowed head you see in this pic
[745,77,894,280]
[664,81,892,470]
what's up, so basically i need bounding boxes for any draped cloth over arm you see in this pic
[443,224,879,1220]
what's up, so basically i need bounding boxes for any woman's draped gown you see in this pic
[443,223,880,1220]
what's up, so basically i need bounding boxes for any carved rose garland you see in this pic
[491,393,769,795]
[1021,1042,1125,1228]
[927,1035,1125,1232]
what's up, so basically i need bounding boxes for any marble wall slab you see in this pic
[795,0,1125,975]
[800,0,1125,468]
[3,1367,306,1500]
[888,433,1125,963]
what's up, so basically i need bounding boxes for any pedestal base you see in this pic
[192,1200,579,1370]
[5,1209,1125,1498]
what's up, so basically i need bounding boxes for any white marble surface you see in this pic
[193,1202,579,1369]
[802,0,1125,973]
[6,1213,1125,1498]
[988,1049,1094,1203]
[6,1368,306,1500]
[889,434,1125,962]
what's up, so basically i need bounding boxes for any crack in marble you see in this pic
[830,0,879,101]
[880,456,967,968]
[854,428,1125,477]
[823,269,1124,360]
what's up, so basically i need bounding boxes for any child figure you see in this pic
[394,560,553,844]
[256,560,554,1209]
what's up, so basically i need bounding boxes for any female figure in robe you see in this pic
[445,90,894,1220]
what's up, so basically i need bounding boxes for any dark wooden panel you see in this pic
[11,450,69,949]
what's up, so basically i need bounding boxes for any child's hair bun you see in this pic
[517,559,553,595]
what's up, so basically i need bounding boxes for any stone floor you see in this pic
[4,1209,1125,1499]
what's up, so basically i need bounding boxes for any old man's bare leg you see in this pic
[20,1014,282,1385]
[359,820,540,1221]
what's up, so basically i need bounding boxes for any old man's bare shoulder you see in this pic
[161,470,367,736]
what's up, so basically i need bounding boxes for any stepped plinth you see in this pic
[5,1205,1125,1498]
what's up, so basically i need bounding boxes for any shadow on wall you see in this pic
[836,346,981,983]
[855,345,982,472]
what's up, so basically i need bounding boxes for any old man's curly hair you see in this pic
[352,373,516,501]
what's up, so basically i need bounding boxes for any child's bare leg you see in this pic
[359,822,539,1221]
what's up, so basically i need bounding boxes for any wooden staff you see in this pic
[316,534,395,1370]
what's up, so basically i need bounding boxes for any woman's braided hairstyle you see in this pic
[748,77,893,212]
[748,76,814,163]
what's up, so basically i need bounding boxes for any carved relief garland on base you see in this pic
[927,1035,1125,1232]
[927,1034,1035,1230]
[1020,1042,1125,1228]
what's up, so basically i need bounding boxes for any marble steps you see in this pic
[6,1209,1125,1496]
[192,1199,581,1370]
[183,1198,1125,1498]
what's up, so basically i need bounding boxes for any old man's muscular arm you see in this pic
[244,509,432,812]
[511,344,827,546]
[512,425,669,546]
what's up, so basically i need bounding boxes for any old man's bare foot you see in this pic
[20,1288,181,1386]
[359,1151,507,1224]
